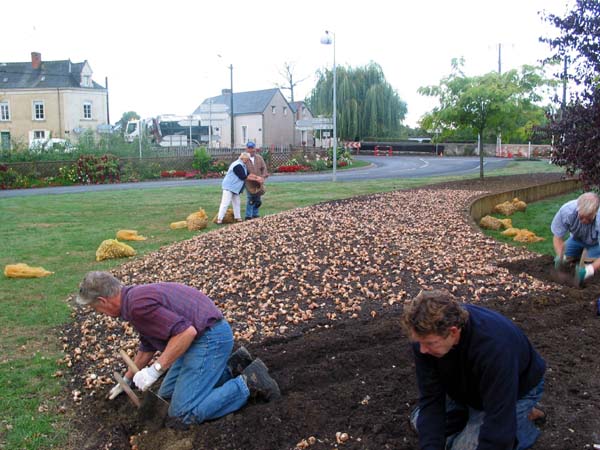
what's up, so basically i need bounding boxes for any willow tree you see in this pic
[307,62,406,141]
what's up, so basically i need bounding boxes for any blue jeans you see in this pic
[157,320,250,424]
[565,237,600,259]
[411,379,544,450]
[245,193,262,218]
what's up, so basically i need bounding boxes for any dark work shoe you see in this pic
[242,358,281,401]
[164,416,190,431]
[228,346,253,376]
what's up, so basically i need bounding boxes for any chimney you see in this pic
[221,89,231,95]
[31,52,41,69]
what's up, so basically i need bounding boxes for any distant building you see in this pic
[0,52,109,150]
[290,101,315,146]
[194,88,294,148]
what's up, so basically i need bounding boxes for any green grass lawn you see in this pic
[481,190,582,254]
[0,159,565,449]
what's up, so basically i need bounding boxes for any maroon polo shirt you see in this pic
[120,283,223,353]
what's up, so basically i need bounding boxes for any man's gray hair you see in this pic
[577,192,600,218]
[239,152,250,159]
[76,271,122,305]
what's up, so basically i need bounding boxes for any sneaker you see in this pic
[234,218,243,223]
[242,358,281,401]
[228,346,253,376]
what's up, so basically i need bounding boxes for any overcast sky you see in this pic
[5,0,571,128]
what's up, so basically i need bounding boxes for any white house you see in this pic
[194,88,295,148]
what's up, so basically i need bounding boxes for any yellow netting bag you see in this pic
[212,208,235,224]
[170,221,188,230]
[493,201,516,216]
[116,229,147,241]
[96,239,136,261]
[479,215,503,230]
[186,209,209,231]
[501,227,520,237]
[512,198,527,212]
[4,263,53,278]
[513,229,545,243]
[499,218,513,229]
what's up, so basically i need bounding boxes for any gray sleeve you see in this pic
[550,203,573,237]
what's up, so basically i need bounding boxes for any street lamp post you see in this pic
[321,30,337,181]
[229,64,234,149]
[208,99,212,148]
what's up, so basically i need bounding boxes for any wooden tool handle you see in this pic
[120,349,139,374]
[113,371,141,408]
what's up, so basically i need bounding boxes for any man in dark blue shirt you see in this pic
[402,290,546,450]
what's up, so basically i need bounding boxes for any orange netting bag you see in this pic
[96,239,136,261]
[4,263,54,278]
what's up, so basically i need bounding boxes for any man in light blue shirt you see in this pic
[551,192,600,285]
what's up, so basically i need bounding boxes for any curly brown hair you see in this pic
[401,289,469,337]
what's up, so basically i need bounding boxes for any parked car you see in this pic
[29,138,76,153]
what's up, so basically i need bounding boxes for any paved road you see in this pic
[0,155,509,198]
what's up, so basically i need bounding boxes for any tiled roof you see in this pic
[290,101,312,115]
[0,59,104,89]
[195,88,282,115]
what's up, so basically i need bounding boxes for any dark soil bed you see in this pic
[64,173,600,450]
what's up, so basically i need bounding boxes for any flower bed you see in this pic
[277,165,310,173]
[160,170,200,178]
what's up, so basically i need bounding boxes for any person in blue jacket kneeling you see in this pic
[403,289,546,450]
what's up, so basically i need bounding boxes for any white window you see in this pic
[0,102,9,121]
[283,106,288,116]
[33,130,46,139]
[33,101,45,120]
[82,75,91,87]
[83,102,92,119]
[271,105,276,114]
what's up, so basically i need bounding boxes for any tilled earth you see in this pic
[62,173,600,450]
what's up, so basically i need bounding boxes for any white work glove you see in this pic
[133,365,161,391]
[583,264,595,280]
[108,375,131,400]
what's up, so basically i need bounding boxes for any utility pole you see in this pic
[498,43,502,74]
[562,55,568,109]
[105,76,110,124]
[496,43,502,157]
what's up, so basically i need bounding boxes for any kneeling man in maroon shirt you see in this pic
[76,271,280,428]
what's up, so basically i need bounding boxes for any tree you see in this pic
[419,59,550,179]
[307,62,407,141]
[275,62,309,103]
[115,111,140,135]
[539,0,600,188]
